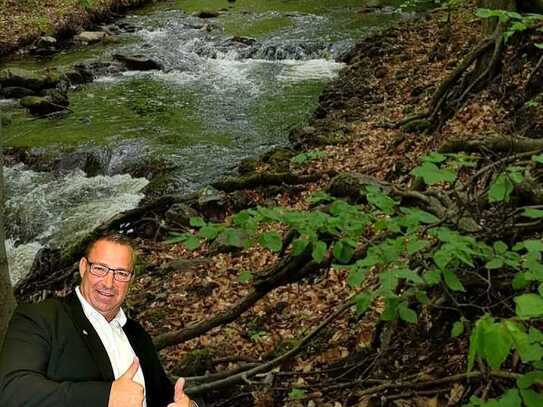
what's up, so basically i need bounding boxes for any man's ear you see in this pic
[79,257,87,279]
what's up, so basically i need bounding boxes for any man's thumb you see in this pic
[121,357,140,380]
[174,378,185,402]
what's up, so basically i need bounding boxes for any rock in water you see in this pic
[74,31,107,44]
[20,92,69,116]
[1,86,36,99]
[0,68,60,91]
[113,54,163,71]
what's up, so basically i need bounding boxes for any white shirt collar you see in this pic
[76,286,127,327]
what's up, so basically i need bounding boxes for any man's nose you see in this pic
[103,270,115,287]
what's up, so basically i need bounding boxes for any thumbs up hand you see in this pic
[108,357,144,407]
[167,378,196,407]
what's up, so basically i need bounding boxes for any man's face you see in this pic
[79,240,133,321]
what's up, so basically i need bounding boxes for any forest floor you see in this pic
[121,4,543,407]
[0,0,150,55]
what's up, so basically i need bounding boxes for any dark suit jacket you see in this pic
[0,293,176,407]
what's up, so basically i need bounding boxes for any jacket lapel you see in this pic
[63,292,115,381]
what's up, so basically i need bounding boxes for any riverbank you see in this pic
[122,4,543,406]
[0,0,153,56]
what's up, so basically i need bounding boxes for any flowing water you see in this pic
[1,0,406,283]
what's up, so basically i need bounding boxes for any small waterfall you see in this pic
[4,164,148,283]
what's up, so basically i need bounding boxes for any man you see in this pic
[0,234,202,407]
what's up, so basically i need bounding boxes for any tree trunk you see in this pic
[0,127,16,350]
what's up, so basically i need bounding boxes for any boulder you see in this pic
[0,68,60,91]
[37,36,57,47]
[20,93,69,116]
[238,158,258,175]
[1,86,35,99]
[164,203,200,228]
[113,54,163,71]
[74,31,107,44]
[65,64,94,84]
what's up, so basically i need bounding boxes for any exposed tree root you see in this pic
[153,248,316,349]
[185,294,356,396]
[213,171,325,193]
[440,135,543,154]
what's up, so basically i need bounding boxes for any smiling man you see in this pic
[0,234,201,407]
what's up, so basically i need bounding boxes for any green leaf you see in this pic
[468,318,482,372]
[189,217,206,227]
[164,232,191,244]
[480,322,513,369]
[407,238,431,255]
[288,388,306,399]
[423,269,442,286]
[506,321,543,363]
[239,271,252,283]
[520,389,543,407]
[381,297,399,321]
[522,208,543,218]
[494,241,509,254]
[443,269,466,292]
[524,240,543,254]
[333,239,356,263]
[451,320,465,337]
[515,294,543,318]
[517,371,543,389]
[365,185,398,214]
[291,150,327,165]
[486,258,504,269]
[199,224,223,240]
[488,173,514,203]
[184,236,201,251]
[353,292,373,315]
[312,240,327,263]
[398,302,418,324]
[433,249,450,270]
[259,232,283,252]
[222,228,246,248]
[532,154,543,163]
[291,238,309,256]
[395,268,424,285]
[309,191,334,204]
[415,290,430,304]
[411,162,456,185]
[423,152,448,163]
[495,389,522,407]
[347,268,366,288]
[512,272,531,290]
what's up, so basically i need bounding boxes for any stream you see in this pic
[1,0,406,283]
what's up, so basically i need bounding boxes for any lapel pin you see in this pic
[83,329,88,335]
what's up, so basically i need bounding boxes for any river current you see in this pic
[1,0,404,283]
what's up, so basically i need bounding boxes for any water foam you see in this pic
[4,165,148,283]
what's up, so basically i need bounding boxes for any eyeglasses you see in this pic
[84,257,133,282]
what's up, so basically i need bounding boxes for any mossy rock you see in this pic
[262,147,296,172]
[327,172,382,199]
[0,68,60,91]
[173,349,215,377]
[20,95,69,116]
[238,158,258,175]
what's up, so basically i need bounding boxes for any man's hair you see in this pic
[84,233,136,269]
